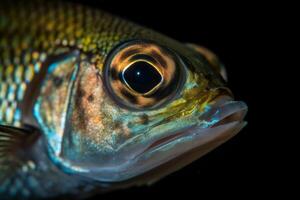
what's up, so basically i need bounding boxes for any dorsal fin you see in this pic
[0,125,39,183]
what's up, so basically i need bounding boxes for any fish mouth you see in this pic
[144,98,248,154]
[124,98,247,181]
[79,96,247,182]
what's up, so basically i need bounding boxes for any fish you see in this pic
[0,0,248,199]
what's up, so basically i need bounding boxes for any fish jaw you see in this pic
[76,98,248,182]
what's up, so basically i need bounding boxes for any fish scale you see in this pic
[0,0,142,126]
[0,47,43,126]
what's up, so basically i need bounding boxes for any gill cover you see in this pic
[34,50,110,174]
[34,51,80,158]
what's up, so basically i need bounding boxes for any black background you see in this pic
[69,0,285,199]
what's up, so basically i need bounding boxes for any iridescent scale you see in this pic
[0,50,45,126]
[0,0,142,127]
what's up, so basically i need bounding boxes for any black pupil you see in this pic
[122,61,162,94]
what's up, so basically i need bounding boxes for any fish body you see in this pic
[0,0,247,199]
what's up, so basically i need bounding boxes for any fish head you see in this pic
[35,25,247,183]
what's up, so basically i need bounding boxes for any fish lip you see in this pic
[76,97,247,182]
[141,99,248,155]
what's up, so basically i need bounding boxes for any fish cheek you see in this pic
[65,62,131,159]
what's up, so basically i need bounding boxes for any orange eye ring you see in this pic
[103,40,187,110]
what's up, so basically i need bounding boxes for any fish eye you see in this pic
[122,60,163,94]
[104,40,186,110]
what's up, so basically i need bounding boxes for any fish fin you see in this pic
[186,43,228,81]
[0,125,39,182]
